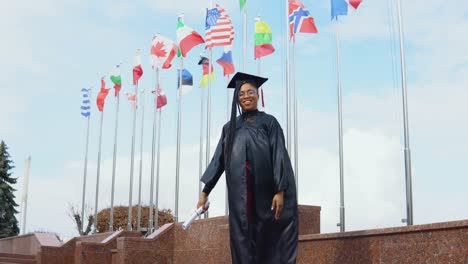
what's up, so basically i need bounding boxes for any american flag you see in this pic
[81,88,91,118]
[205,4,234,48]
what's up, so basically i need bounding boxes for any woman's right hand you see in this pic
[197,192,209,210]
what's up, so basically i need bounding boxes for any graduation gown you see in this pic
[201,109,298,264]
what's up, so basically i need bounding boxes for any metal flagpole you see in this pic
[285,0,291,152]
[204,0,215,220]
[396,0,413,226]
[148,67,159,232]
[127,81,139,230]
[199,83,204,217]
[335,18,346,232]
[136,88,145,231]
[21,156,31,234]
[109,93,121,231]
[81,89,92,233]
[94,109,105,232]
[175,57,184,222]
[204,52,213,220]
[293,40,299,195]
[155,108,162,229]
[226,76,230,120]
[243,7,247,71]
[225,75,229,216]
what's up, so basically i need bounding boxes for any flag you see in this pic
[205,4,234,48]
[176,68,193,95]
[176,16,205,57]
[110,65,122,96]
[199,56,214,88]
[150,34,178,69]
[152,86,168,109]
[96,78,111,112]
[81,88,91,118]
[216,46,235,76]
[331,0,363,18]
[133,52,143,85]
[289,0,318,38]
[254,18,275,59]
[239,0,246,10]
[125,93,137,110]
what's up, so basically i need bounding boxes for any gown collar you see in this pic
[241,109,259,118]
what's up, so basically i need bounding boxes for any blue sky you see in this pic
[1,0,467,240]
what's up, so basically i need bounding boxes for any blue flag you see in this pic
[176,69,193,95]
[81,88,91,118]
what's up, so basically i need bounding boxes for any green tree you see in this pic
[0,140,19,238]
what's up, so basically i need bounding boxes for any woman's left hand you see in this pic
[271,191,284,220]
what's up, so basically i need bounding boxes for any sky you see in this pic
[1,0,467,240]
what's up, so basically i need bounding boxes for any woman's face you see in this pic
[238,82,259,112]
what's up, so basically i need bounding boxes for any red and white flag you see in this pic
[96,78,111,112]
[152,86,167,109]
[176,16,205,57]
[150,34,178,69]
[125,92,137,110]
[133,52,143,85]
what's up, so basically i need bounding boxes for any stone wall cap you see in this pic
[300,219,468,241]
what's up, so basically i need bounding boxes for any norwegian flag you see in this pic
[288,0,318,39]
[205,4,234,48]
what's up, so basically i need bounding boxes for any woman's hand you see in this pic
[271,191,284,220]
[197,192,209,210]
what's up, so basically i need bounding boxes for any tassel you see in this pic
[261,87,265,108]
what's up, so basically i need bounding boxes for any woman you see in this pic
[197,72,298,264]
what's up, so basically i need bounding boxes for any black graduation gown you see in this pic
[201,110,298,264]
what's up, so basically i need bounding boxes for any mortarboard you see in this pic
[227,72,268,89]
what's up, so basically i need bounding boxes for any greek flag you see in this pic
[81,88,91,118]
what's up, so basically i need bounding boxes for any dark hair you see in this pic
[224,87,239,171]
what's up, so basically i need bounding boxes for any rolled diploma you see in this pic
[182,201,210,230]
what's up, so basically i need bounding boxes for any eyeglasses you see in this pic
[238,89,257,98]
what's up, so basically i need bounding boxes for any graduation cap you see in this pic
[227,72,268,89]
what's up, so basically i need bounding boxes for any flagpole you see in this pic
[396,0,413,226]
[21,156,31,234]
[155,107,162,229]
[226,75,230,120]
[199,82,205,219]
[136,88,145,231]
[175,57,184,222]
[225,74,229,216]
[93,109,104,232]
[293,39,299,195]
[205,50,213,170]
[127,80,139,230]
[243,7,247,71]
[81,89,92,234]
[203,0,215,220]
[335,18,345,232]
[285,0,291,152]
[148,67,159,232]
[109,93,120,231]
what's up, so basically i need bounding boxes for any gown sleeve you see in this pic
[200,126,226,195]
[269,117,292,193]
